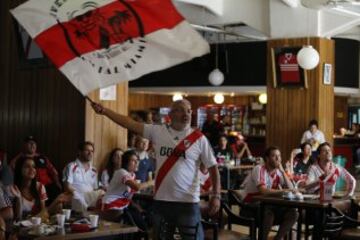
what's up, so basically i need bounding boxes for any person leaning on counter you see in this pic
[304,142,356,197]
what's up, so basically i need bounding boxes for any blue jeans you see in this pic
[152,200,204,240]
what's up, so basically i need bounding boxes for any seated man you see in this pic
[240,146,298,240]
[63,141,104,213]
[305,142,356,196]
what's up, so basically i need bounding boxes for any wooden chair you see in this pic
[339,201,360,240]
[158,218,199,240]
[322,206,345,240]
[204,201,256,240]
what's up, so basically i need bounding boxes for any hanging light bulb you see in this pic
[172,93,183,102]
[297,45,320,70]
[258,93,267,104]
[209,40,224,86]
[213,93,224,104]
[209,69,224,86]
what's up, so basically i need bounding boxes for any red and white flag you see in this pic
[11,0,209,95]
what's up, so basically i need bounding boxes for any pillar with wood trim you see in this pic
[85,83,128,170]
[266,37,334,159]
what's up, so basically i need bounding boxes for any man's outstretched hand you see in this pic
[91,102,105,115]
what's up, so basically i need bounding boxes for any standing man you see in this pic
[301,119,325,152]
[63,141,104,213]
[91,99,220,239]
[201,113,225,148]
[134,136,154,183]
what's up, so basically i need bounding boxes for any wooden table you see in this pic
[218,164,255,189]
[18,220,138,240]
[253,195,352,240]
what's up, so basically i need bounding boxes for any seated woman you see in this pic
[304,142,356,197]
[214,135,235,163]
[11,156,70,220]
[292,142,314,176]
[101,148,123,190]
[101,150,153,231]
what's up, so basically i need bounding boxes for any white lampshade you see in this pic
[172,93,183,102]
[258,93,267,104]
[296,45,320,70]
[208,69,224,86]
[213,93,224,104]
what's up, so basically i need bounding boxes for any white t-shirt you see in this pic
[102,169,135,210]
[241,165,285,202]
[100,170,110,189]
[63,159,98,193]
[21,182,47,216]
[143,124,217,203]
[306,161,356,195]
[301,130,325,151]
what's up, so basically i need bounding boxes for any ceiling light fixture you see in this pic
[296,9,320,70]
[209,35,224,86]
[172,93,183,102]
[258,93,267,104]
[213,93,225,104]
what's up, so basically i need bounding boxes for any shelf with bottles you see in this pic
[247,99,266,137]
[197,104,247,133]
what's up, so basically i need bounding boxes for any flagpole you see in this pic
[85,96,94,104]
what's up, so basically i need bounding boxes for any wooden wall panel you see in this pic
[129,93,253,112]
[334,96,348,133]
[85,84,128,170]
[0,0,85,172]
[266,38,334,159]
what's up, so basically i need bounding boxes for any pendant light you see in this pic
[209,38,224,86]
[296,9,320,70]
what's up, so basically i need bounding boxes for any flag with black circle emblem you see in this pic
[11,0,209,95]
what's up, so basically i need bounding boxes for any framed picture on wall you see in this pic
[271,47,307,88]
[323,63,332,85]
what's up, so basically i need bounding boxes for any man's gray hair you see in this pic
[170,99,191,111]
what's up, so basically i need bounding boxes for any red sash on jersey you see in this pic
[154,129,203,194]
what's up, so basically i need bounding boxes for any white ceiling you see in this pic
[131,0,360,97]
[174,0,360,42]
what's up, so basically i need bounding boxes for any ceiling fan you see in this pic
[301,0,360,9]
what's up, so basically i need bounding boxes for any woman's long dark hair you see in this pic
[106,148,123,181]
[14,157,41,211]
[121,150,137,170]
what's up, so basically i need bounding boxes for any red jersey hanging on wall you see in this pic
[278,53,301,83]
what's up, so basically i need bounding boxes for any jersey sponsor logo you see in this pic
[159,146,185,158]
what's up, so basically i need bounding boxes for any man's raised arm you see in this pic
[91,102,144,136]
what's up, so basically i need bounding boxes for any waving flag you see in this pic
[11,0,209,95]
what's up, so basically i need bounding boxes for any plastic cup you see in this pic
[89,214,99,228]
[31,217,41,225]
[62,209,71,220]
[56,214,66,227]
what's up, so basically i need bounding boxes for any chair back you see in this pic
[221,201,256,240]
[323,206,344,239]
[159,220,199,240]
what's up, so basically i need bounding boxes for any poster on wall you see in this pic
[271,47,307,88]
[323,63,332,85]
